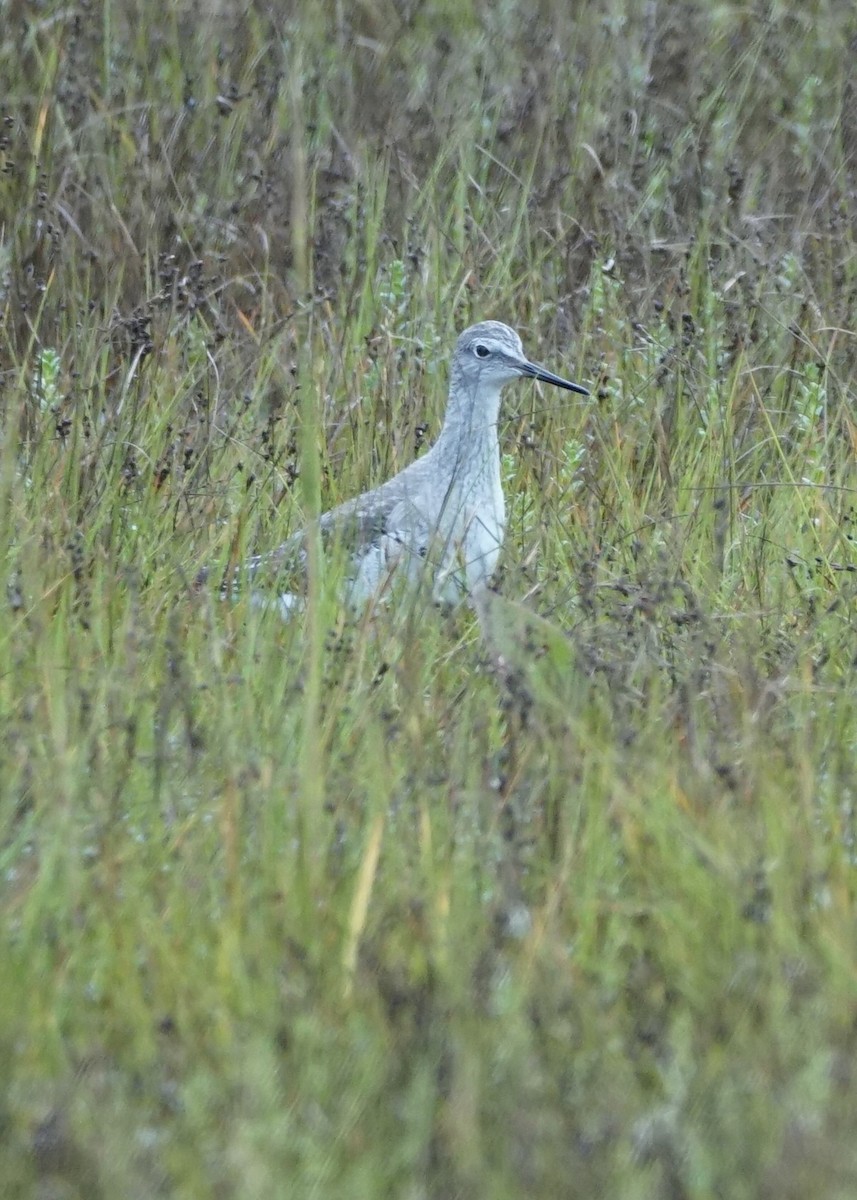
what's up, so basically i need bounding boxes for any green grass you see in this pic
[2,1,857,1196]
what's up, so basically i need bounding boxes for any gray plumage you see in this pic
[227,321,588,615]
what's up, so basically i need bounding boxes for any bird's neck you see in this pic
[433,366,502,462]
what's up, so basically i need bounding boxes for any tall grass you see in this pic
[1,1,856,1196]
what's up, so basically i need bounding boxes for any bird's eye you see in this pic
[474,344,490,359]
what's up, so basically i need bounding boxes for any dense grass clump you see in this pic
[1,1,856,1196]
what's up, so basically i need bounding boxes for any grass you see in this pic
[1,0,857,1195]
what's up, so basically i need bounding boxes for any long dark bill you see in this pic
[523,360,590,396]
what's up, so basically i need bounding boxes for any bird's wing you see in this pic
[232,466,428,594]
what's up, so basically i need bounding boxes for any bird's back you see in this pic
[246,433,501,604]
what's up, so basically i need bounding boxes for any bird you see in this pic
[222,321,589,616]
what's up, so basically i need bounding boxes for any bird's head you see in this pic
[454,321,589,397]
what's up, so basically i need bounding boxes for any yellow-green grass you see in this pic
[1,1,856,1196]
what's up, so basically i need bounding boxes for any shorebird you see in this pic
[224,321,589,615]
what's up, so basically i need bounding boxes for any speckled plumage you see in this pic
[237,321,588,615]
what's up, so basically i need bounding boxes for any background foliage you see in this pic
[1,1,856,1196]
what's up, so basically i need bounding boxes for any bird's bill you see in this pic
[523,360,590,396]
